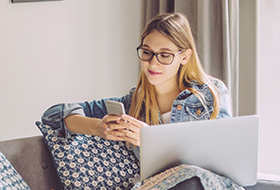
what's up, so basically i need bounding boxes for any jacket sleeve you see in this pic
[213,80,233,119]
[41,88,135,138]
[41,103,85,138]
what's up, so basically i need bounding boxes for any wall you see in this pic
[239,0,280,178]
[0,0,142,141]
[258,0,280,177]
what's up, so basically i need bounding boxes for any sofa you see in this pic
[0,136,59,190]
[0,135,280,190]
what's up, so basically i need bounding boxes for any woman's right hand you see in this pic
[64,114,126,141]
[95,115,127,141]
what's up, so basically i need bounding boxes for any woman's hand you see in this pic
[116,114,148,146]
[64,114,126,141]
[97,115,127,141]
[65,114,148,146]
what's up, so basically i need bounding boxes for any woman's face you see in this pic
[140,30,191,91]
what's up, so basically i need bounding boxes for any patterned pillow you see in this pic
[0,151,31,190]
[35,121,140,190]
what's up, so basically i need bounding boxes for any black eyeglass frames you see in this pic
[136,46,183,65]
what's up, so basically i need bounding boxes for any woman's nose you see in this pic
[149,55,160,66]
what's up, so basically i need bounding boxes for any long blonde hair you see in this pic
[129,13,220,125]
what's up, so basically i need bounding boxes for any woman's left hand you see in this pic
[117,114,148,146]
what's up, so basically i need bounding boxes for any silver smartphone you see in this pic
[105,100,125,116]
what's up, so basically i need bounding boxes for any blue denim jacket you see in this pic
[42,79,232,161]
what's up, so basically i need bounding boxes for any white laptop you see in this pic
[140,115,259,186]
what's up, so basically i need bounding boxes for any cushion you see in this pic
[0,151,31,189]
[35,121,140,189]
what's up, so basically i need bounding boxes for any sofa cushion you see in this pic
[36,121,140,189]
[0,151,31,189]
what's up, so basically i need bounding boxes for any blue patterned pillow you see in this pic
[0,151,31,189]
[35,121,140,189]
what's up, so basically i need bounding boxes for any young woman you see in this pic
[42,13,233,189]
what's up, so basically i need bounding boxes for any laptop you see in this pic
[140,115,259,186]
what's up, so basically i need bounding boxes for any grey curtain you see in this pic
[142,0,239,116]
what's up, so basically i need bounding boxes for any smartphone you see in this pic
[105,100,125,116]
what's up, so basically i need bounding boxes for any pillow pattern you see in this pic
[35,121,140,190]
[0,151,31,190]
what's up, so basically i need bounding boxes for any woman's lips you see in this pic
[148,70,162,76]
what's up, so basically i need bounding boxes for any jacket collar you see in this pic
[177,81,208,100]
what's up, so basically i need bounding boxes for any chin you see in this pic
[144,71,164,86]
[147,77,162,86]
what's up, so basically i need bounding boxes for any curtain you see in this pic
[142,0,239,116]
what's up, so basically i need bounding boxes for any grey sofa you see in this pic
[0,136,279,190]
[0,136,60,190]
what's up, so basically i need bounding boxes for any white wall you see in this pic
[240,0,280,178]
[258,0,280,177]
[0,0,142,141]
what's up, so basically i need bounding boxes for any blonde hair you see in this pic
[129,13,220,125]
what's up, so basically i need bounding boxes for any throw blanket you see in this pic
[132,164,245,190]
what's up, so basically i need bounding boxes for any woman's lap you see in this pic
[169,177,204,190]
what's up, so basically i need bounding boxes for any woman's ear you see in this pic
[181,49,192,65]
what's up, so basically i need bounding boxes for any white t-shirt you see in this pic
[161,112,171,124]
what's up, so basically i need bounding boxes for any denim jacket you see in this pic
[42,79,232,161]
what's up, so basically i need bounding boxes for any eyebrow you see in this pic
[141,44,173,52]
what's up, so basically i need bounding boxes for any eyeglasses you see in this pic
[136,46,183,65]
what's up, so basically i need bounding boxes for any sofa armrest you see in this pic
[244,179,280,190]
